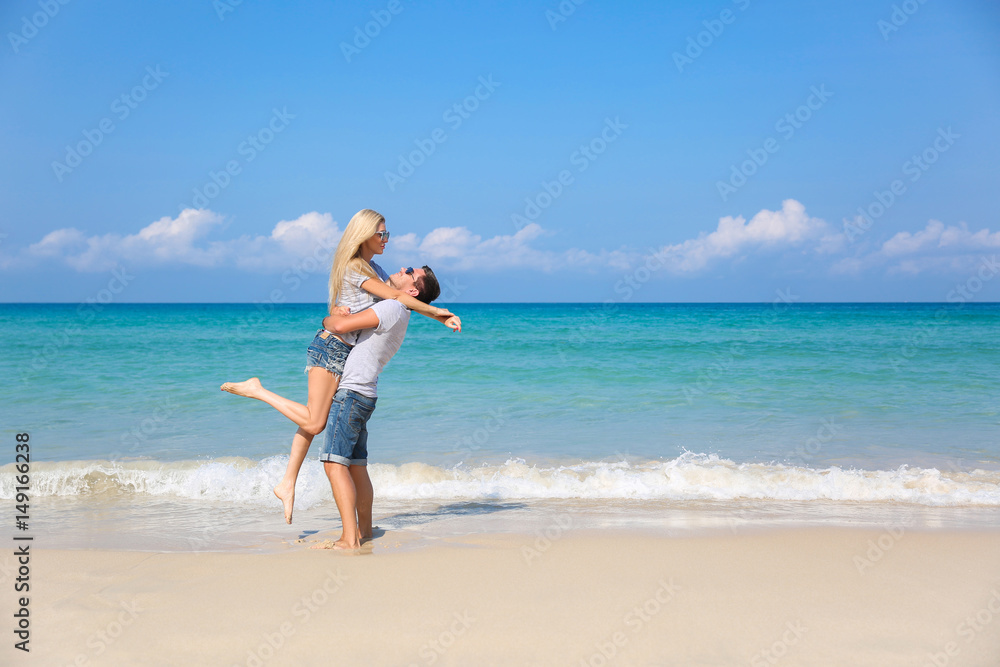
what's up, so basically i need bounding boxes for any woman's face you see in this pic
[362,221,387,256]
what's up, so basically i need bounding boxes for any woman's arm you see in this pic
[360,278,461,331]
[323,308,381,336]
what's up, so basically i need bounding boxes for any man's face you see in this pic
[387,266,425,295]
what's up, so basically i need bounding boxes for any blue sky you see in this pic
[1,0,999,303]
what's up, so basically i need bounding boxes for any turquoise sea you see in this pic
[2,303,999,550]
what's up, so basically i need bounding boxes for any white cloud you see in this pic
[390,223,562,271]
[27,228,87,257]
[883,220,1000,256]
[19,210,341,273]
[388,223,637,273]
[652,199,830,273]
[834,219,1000,275]
[12,202,992,284]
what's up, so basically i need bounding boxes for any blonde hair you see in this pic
[328,209,385,313]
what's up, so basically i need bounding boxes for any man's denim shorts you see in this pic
[305,330,352,376]
[320,388,377,466]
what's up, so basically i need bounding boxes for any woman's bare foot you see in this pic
[273,482,295,524]
[220,377,263,399]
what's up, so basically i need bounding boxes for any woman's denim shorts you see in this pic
[305,330,352,376]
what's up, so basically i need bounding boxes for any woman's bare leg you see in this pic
[273,428,313,524]
[229,368,338,524]
[221,369,338,435]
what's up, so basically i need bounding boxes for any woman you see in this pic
[221,209,459,523]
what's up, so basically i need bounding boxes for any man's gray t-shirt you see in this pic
[339,299,411,398]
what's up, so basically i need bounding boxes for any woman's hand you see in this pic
[322,306,351,331]
[441,315,462,332]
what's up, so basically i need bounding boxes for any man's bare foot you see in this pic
[220,377,263,399]
[331,538,361,550]
[309,538,360,550]
[273,482,294,524]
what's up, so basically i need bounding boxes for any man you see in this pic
[312,265,454,550]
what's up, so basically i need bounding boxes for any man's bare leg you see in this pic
[318,461,361,550]
[273,428,313,524]
[350,465,374,540]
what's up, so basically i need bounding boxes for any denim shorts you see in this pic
[319,388,377,466]
[305,330,352,376]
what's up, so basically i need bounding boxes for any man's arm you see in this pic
[322,308,380,335]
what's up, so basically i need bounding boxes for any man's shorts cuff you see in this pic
[320,453,351,466]
[320,453,368,467]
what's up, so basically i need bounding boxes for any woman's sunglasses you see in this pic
[375,231,390,242]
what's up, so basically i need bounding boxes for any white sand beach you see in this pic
[13,528,1000,666]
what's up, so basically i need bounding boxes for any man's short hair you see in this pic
[414,265,441,304]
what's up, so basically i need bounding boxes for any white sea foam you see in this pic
[6,453,1000,507]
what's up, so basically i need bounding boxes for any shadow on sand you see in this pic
[298,501,527,541]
